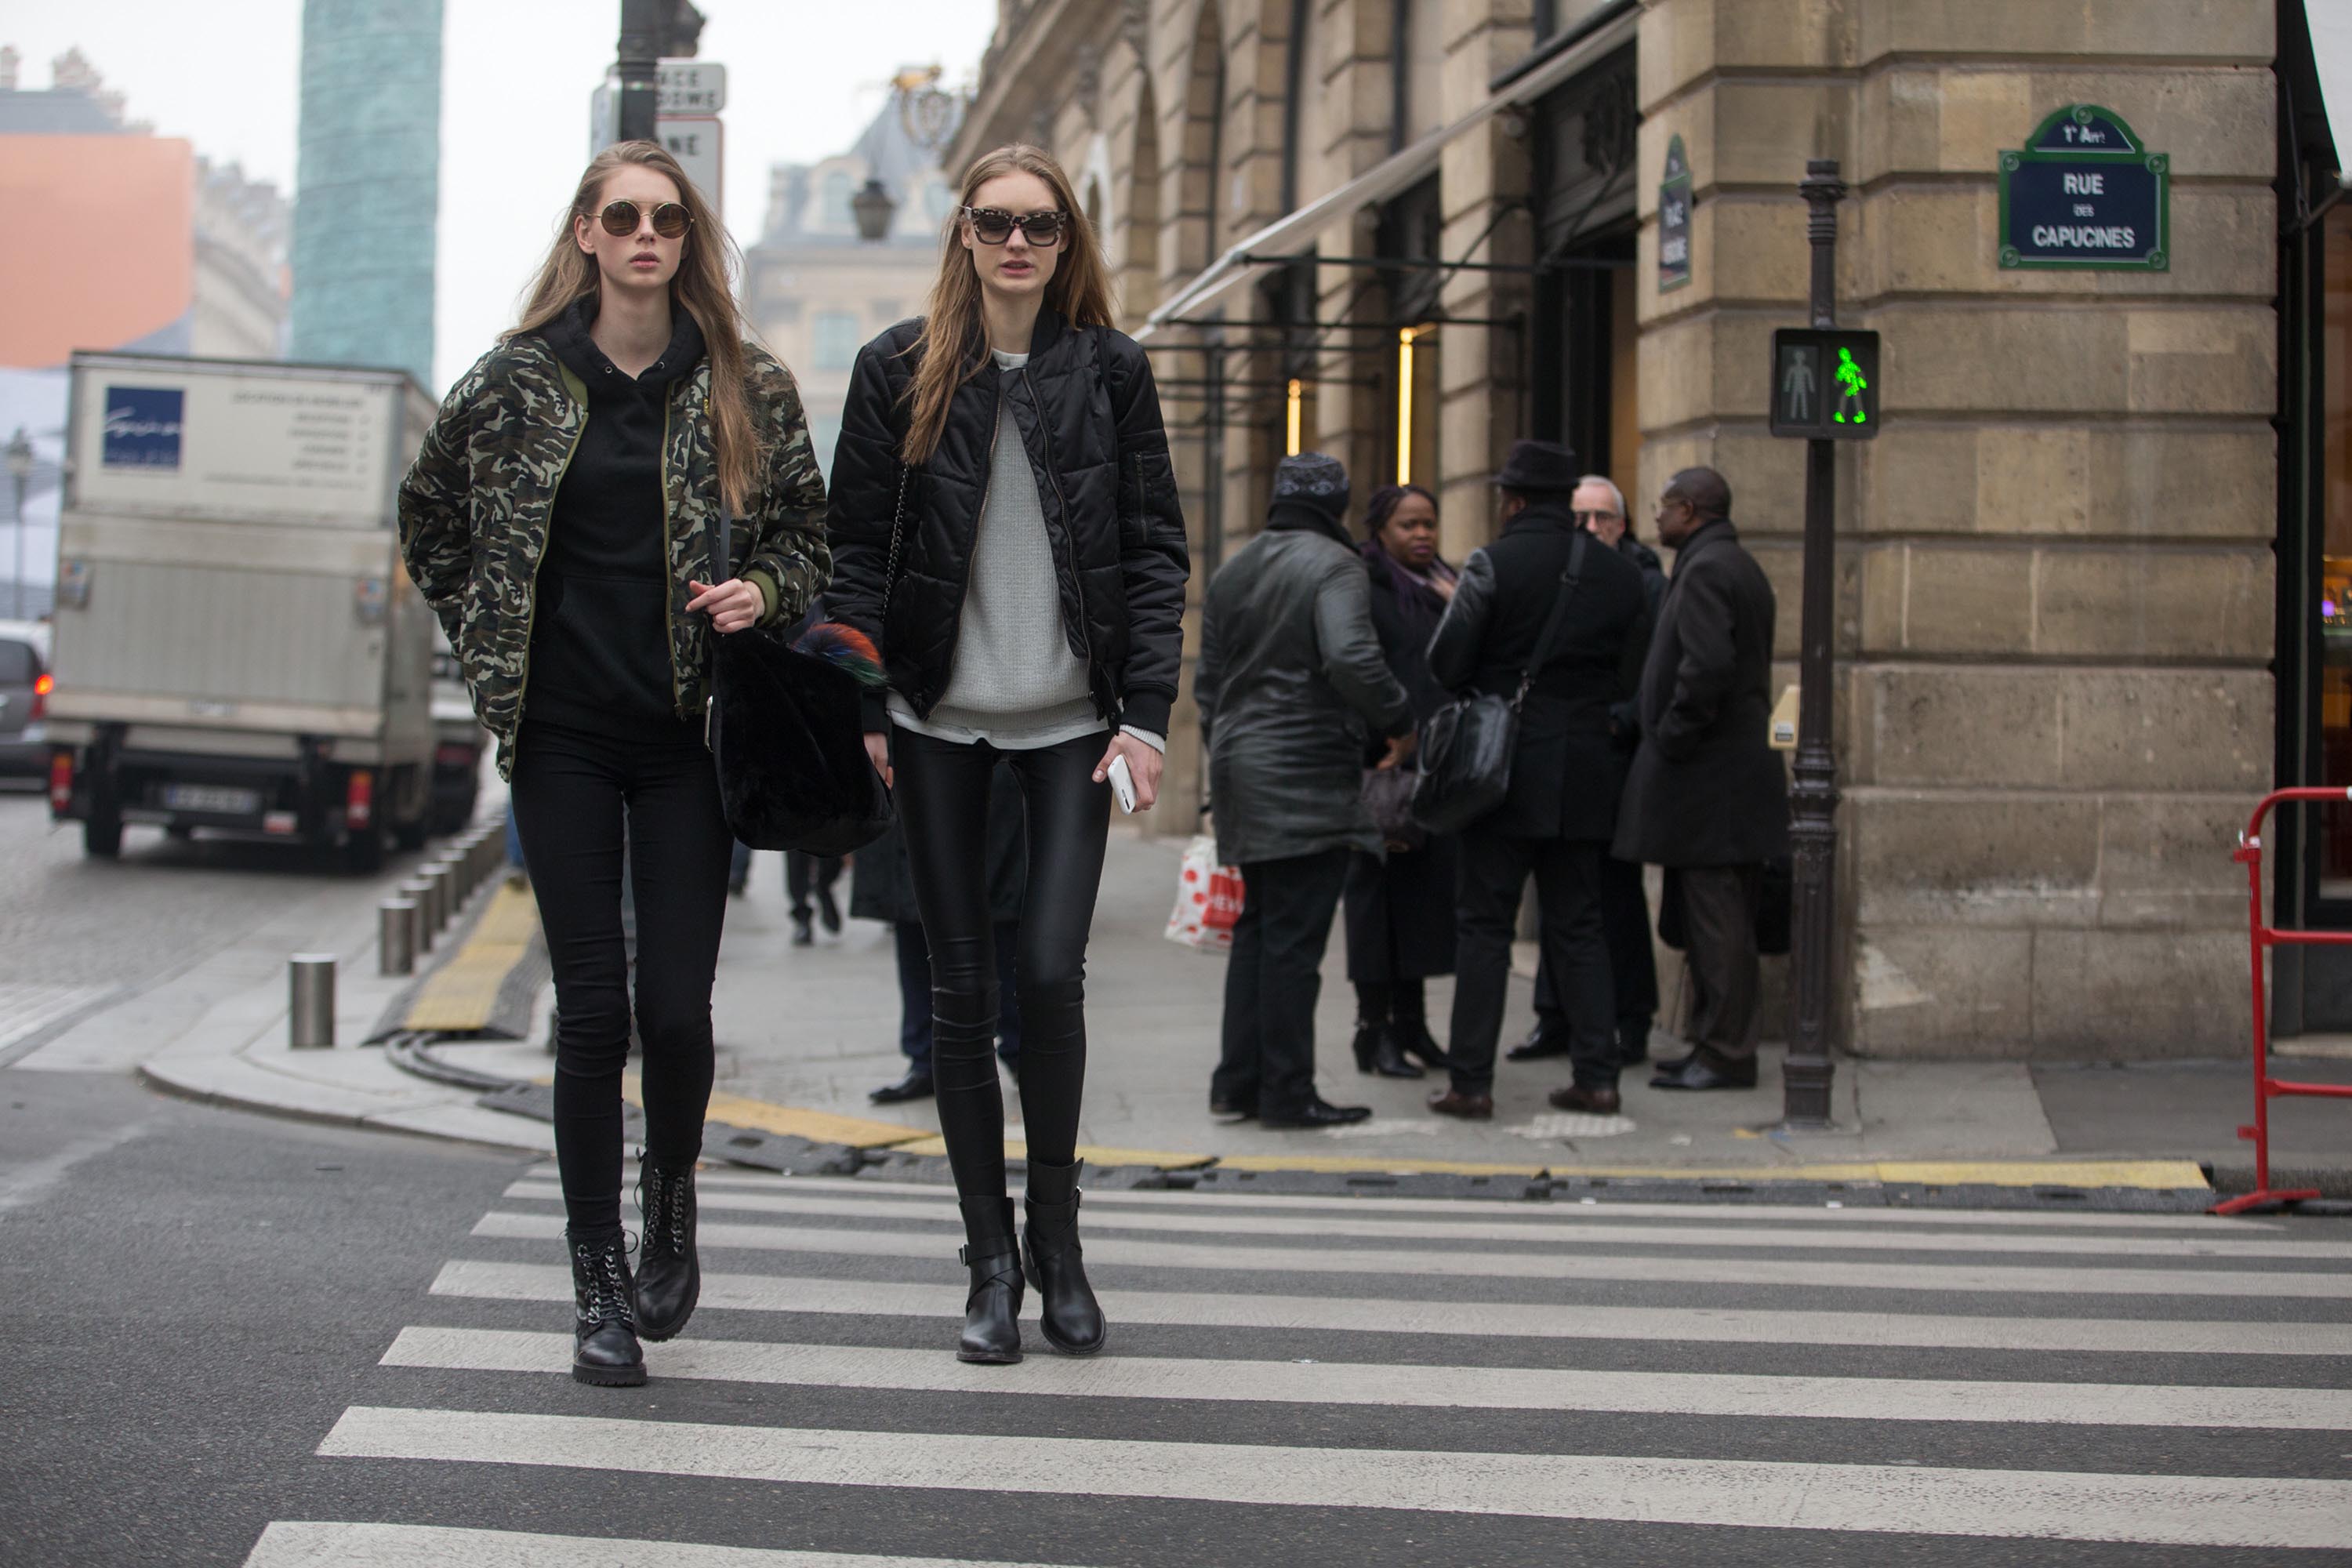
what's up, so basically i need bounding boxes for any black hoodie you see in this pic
[528,296,708,740]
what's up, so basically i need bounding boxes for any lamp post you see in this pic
[615,0,660,143]
[851,179,897,242]
[1782,159,1847,1129]
[5,427,31,620]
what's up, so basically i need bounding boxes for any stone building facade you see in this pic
[949,0,2350,1061]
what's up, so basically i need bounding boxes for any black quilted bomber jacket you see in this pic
[823,307,1190,736]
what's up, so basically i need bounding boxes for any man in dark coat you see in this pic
[1425,440,1651,1119]
[1613,466,1789,1091]
[1513,473,1666,1069]
[1198,452,1417,1129]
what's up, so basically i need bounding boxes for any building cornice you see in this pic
[949,0,1090,171]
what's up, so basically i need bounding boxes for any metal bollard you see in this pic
[401,877,438,950]
[379,898,416,976]
[423,865,454,930]
[289,955,336,1048]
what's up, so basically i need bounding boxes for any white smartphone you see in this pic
[1107,753,1138,814]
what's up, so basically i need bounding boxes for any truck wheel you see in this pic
[84,807,122,859]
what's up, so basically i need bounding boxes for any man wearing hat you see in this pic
[1199,452,1417,1129]
[1424,440,1652,1119]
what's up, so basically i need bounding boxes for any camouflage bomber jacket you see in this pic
[397,332,832,779]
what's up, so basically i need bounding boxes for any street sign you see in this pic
[657,115,723,219]
[1998,104,2168,270]
[1769,328,1879,439]
[1657,134,1692,292]
[656,59,725,114]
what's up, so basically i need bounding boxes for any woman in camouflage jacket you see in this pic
[397,141,829,1391]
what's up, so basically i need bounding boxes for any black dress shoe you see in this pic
[1506,1029,1572,1063]
[1392,1020,1453,1073]
[566,1229,645,1387]
[870,1068,935,1105]
[817,885,843,934]
[1350,1022,1425,1079]
[634,1160,699,1343]
[1650,1055,1760,1091]
[1259,1096,1371,1129]
[1209,1094,1258,1120]
[1651,1050,1696,1076]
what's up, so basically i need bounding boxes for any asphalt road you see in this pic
[5,1065,2349,1567]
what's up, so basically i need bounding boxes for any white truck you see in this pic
[45,351,443,871]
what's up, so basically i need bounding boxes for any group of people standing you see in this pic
[397,126,1786,1395]
[1201,443,1788,1129]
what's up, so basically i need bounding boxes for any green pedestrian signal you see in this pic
[1770,328,1880,440]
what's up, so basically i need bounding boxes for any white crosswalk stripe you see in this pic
[249,1170,2352,1564]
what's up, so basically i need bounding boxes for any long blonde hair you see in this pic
[901,144,1116,464]
[509,141,763,515]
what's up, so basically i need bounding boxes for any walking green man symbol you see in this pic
[1833,347,1870,426]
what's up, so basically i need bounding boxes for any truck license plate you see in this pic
[162,784,260,815]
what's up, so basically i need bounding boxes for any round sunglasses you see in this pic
[963,206,1068,248]
[593,199,692,239]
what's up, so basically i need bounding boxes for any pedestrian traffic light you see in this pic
[1769,328,1880,440]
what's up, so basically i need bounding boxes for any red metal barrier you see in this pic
[2215,787,2352,1216]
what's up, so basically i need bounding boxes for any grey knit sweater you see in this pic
[888,349,1102,750]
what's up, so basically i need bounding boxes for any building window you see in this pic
[820,172,853,232]
[813,311,860,371]
[1393,0,1446,150]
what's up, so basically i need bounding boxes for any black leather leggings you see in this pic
[892,728,1111,1200]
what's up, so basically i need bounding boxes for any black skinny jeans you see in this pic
[510,719,734,1236]
[893,728,1111,1200]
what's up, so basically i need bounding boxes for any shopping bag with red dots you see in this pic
[1164,833,1246,952]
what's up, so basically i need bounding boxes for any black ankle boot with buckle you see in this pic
[567,1228,645,1387]
[634,1160,700,1343]
[956,1195,1025,1364]
[1023,1157,1106,1356]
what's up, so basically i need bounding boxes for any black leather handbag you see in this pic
[1410,530,1588,837]
[702,486,898,855]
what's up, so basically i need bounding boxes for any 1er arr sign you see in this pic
[1999,104,2168,270]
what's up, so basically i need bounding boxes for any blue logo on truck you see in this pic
[101,387,184,468]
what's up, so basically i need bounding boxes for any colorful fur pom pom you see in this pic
[793,621,886,687]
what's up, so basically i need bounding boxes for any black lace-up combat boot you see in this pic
[955,1196,1025,1364]
[1022,1157,1105,1356]
[634,1160,700,1342]
[568,1229,645,1386]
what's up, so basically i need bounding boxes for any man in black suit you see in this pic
[1425,441,1651,1119]
[1613,466,1789,1091]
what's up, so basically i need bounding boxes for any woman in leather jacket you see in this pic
[399,142,829,1388]
[825,143,1189,1365]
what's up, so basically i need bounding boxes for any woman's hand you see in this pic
[1093,731,1162,811]
[687,578,765,634]
[864,731,894,789]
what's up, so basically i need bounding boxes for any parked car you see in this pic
[0,619,52,782]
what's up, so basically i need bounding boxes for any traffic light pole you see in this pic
[616,0,660,143]
[1783,158,1846,1129]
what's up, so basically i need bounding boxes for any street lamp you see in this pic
[5,426,31,620]
[851,178,897,242]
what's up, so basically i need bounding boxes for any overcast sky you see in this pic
[4,0,994,391]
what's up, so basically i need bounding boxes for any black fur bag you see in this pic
[705,515,893,855]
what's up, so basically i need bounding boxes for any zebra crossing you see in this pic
[249,1165,2352,1563]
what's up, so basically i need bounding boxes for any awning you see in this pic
[2314,2,2352,183]
[1138,1,1639,339]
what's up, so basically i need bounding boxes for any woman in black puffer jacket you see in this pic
[826,143,1188,1367]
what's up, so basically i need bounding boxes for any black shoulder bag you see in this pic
[1410,529,1588,837]
[702,476,902,855]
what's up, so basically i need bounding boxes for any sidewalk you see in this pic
[702,828,2350,1194]
[53,818,2349,1200]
